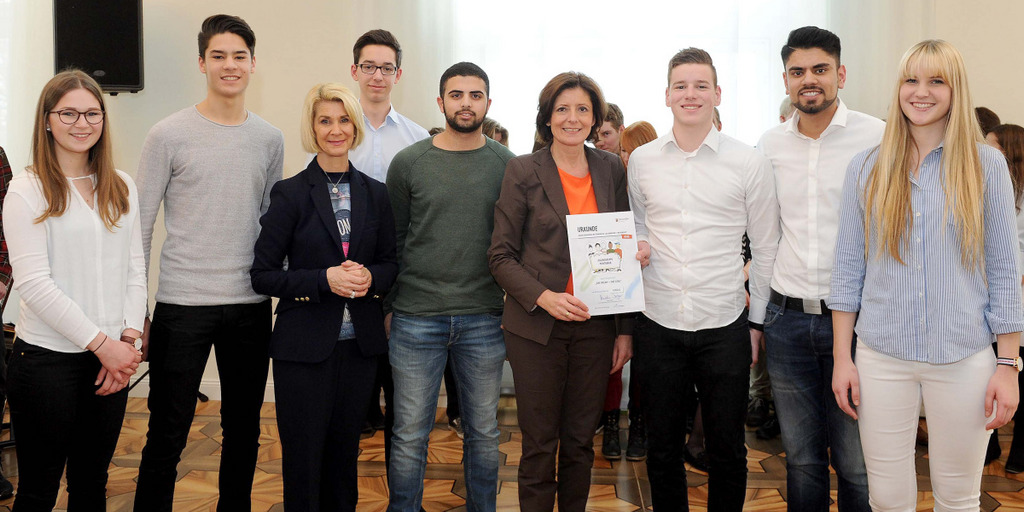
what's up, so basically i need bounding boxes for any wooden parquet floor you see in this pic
[0,396,1023,510]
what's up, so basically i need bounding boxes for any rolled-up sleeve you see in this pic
[980,146,1024,334]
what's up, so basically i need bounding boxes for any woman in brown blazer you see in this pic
[488,72,633,512]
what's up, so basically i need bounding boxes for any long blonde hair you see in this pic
[864,40,984,270]
[30,70,129,230]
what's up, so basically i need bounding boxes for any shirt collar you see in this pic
[384,105,402,125]
[362,105,401,130]
[660,126,720,155]
[785,98,850,139]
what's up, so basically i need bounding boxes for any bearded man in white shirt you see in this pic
[628,47,780,511]
[756,26,883,512]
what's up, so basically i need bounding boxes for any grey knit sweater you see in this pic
[137,106,284,306]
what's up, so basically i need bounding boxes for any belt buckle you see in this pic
[802,298,822,315]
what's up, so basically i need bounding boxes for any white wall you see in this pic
[3,0,458,399]
[3,0,1023,398]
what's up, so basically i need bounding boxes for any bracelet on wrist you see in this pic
[93,336,108,352]
[996,356,1023,372]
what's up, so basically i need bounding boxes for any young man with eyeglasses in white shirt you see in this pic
[349,29,429,183]
[756,26,883,512]
[628,47,780,511]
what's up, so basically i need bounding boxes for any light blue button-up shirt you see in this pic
[349,106,429,183]
[828,143,1024,364]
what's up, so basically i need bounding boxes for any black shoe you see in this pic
[625,415,647,461]
[0,473,12,500]
[1007,440,1024,473]
[366,408,386,432]
[448,417,465,440]
[601,410,621,460]
[756,416,780,440]
[985,431,1002,465]
[746,397,770,427]
[683,446,708,472]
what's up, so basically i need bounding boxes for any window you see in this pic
[450,0,827,151]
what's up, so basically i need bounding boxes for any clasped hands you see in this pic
[327,260,372,299]
[89,328,144,396]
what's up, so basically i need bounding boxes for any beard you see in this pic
[794,89,837,115]
[444,107,485,133]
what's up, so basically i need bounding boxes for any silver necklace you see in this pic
[322,170,344,195]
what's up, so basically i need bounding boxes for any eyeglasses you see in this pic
[50,109,105,125]
[358,63,397,76]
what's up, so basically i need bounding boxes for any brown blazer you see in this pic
[488,145,633,345]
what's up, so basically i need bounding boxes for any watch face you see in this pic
[1016,357,1023,371]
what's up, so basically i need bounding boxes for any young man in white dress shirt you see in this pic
[349,29,429,183]
[756,26,883,511]
[628,47,780,511]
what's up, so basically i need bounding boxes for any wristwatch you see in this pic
[996,356,1023,372]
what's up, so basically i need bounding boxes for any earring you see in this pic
[46,126,51,132]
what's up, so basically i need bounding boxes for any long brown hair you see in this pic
[30,70,129,230]
[990,124,1024,210]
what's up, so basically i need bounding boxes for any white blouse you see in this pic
[4,170,147,353]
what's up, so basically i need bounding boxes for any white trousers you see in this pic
[856,341,994,512]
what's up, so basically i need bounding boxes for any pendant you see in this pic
[332,186,339,194]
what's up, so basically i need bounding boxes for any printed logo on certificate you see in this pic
[565,211,645,316]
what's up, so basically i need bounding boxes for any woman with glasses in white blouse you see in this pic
[829,40,1023,510]
[3,69,145,510]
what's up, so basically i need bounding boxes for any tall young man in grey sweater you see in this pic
[134,15,283,512]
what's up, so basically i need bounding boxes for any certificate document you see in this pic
[566,211,645,316]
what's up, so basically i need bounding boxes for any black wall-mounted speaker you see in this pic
[53,0,144,94]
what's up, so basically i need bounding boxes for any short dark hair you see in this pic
[198,14,255,58]
[535,72,607,144]
[439,62,490,98]
[976,107,1001,135]
[353,29,402,68]
[781,26,841,66]
[667,48,717,86]
[605,103,624,130]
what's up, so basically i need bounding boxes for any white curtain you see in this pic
[449,0,827,150]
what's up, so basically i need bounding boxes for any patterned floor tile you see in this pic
[2,398,1024,510]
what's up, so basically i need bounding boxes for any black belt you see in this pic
[769,289,830,315]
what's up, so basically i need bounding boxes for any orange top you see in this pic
[559,168,598,294]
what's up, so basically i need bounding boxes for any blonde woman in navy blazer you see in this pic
[251,83,397,512]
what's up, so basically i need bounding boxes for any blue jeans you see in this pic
[763,302,869,512]
[387,312,505,512]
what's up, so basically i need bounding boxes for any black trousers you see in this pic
[135,301,271,512]
[7,339,128,512]
[635,313,751,512]
[274,339,377,512]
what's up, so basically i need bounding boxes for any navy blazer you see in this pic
[251,159,398,363]
[488,146,633,345]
